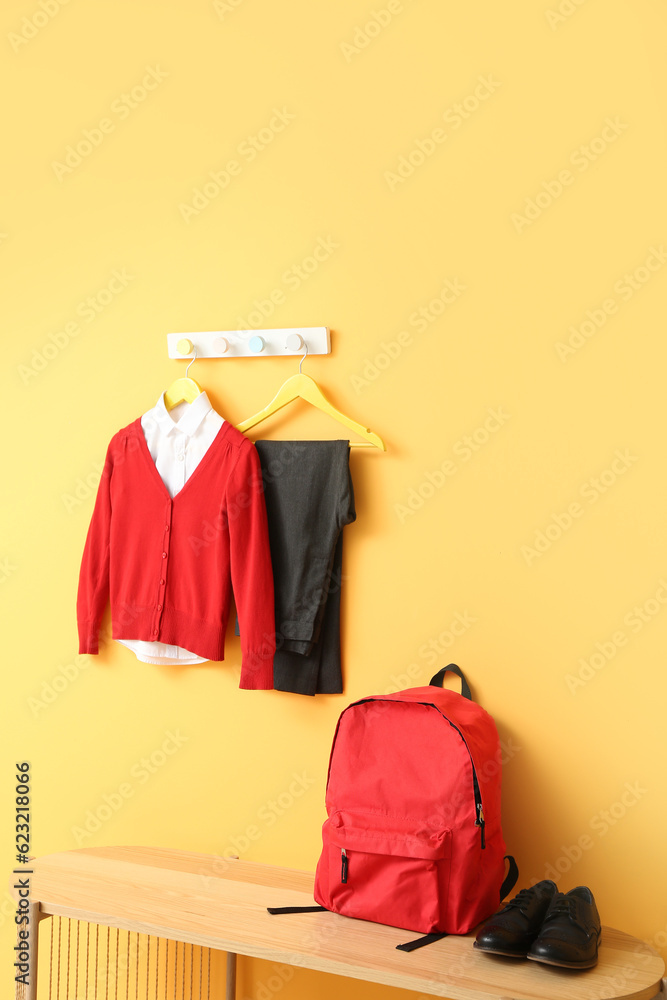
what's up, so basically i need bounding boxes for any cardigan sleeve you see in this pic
[76,441,114,654]
[226,442,275,689]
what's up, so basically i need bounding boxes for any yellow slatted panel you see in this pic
[37,916,220,1000]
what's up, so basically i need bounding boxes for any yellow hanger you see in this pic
[236,348,386,450]
[163,339,203,411]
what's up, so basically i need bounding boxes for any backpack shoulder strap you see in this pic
[500,855,519,899]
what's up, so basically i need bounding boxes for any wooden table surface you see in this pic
[21,846,665,1000]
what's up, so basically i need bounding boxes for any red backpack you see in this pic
[312,665,517,942]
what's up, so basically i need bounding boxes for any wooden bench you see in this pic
[12,846,665,1000]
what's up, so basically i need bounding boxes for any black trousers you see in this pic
[255,440,355,695]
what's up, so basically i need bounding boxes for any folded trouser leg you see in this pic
[273,531,345,695]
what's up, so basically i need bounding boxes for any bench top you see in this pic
[21,846,665,1000]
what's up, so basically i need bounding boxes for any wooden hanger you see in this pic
[237,349,386,450]
[163,347,203,411]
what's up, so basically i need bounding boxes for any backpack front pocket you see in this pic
[316,812,452,933]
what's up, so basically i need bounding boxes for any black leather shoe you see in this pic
[527,886,601,969]
[473,880,558,957]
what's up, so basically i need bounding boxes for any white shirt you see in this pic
[117,391,225,665]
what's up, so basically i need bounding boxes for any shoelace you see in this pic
[502,888,540,917]
[542,894,585,930]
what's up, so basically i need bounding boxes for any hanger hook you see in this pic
[299,343,308,374]
[186,347,198,379]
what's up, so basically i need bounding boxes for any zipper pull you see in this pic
[475,802,486,849]
[341,848,348,883]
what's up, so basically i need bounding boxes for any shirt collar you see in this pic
[153,390,214,438]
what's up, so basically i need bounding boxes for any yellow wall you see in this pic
[4,0,667,995]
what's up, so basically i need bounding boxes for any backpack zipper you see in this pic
[341,848,348,883]
[475,795,486,848]
[443,711,485,850]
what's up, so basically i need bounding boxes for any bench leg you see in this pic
[15,901,41,1000]
[226,950,237,1000]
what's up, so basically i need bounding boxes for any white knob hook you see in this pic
[285,333,303,352]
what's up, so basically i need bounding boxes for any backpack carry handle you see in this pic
[428,663,472,700]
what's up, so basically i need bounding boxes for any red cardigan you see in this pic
[77,417,275,689]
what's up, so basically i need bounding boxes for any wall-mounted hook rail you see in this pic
[167,327,331,359]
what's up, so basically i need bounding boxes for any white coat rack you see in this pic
[167,327,331,359]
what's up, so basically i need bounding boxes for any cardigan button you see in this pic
[162,552,167,558]
[160,579,165,585]
[153,629,158,636]
[157,605,162,611]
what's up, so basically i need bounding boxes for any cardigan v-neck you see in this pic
[77,411,275,689]
[134,403,231,503]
